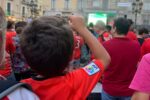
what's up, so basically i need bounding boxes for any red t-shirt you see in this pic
[22,60,104,100]
[73,34,84,59]
[98,32,112,43]
[102,37,141,96]
[0,52,11,77]
[141,38,150,57]
[126,31,137,41]
[6,31,16,54]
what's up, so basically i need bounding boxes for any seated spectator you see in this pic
[21,16,110,100]
[130,53,150,100]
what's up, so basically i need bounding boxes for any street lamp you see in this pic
[29,0,38,19]
[132,0,143,27]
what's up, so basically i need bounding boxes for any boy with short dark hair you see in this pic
[21,16,110,100]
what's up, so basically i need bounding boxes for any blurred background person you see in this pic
[137,27,149,46]
[6,21,16,54]
[10,21,32,81]
[126,19,137,41]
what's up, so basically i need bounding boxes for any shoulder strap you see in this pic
[0,80,32,99]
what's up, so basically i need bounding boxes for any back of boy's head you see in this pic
[114,17,130,35]
[138,27,149,35]
[20,16,74,78]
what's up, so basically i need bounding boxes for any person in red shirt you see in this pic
[127,31,137,40]
[70,32,84,68]
[103,25,112,42]
[102,17,141,100]
[93,20,106,43]
[91,25,112,60]
[141,38,150,57]
[21,16,110,100]
[6,21,16,54]
[126,19,138,41]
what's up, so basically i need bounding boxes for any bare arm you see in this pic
[69,16,110,68]
[132,92,149,100]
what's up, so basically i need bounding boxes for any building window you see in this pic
[93,0,99,7]
[64,0,70,10]
[78,0,83,10]
[102,0,108,10]
[143,3,150,11]
[92,0,102,9]
[108,0,118,9]
[22,6,25,17]
[51,0,56,10]
[7,2,11,15]
[143,19,149,25]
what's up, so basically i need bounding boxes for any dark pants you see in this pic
[87,93,101,100]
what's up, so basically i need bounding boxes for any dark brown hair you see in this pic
[20,16,74,78]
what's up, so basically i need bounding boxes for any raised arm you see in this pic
[69,16,110,68]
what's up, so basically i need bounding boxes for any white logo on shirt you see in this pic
[83,62,100,75]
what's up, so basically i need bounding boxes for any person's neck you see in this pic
[113,33,126,38]
[98,30,105,35]
[137,34,143,38]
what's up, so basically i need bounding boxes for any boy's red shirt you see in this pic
[22,60,104,100]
